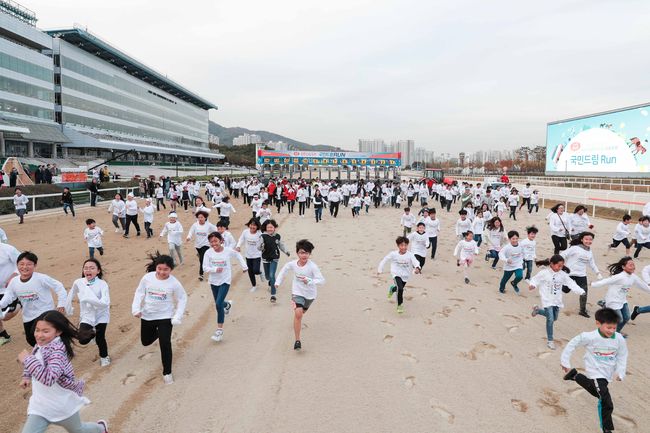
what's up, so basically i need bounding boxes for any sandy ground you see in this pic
[1,193,649,433]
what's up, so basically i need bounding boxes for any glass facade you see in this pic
[0,51,52,82]
[59,40,210,151]
[0,98,53,120]
[0,75,54,102]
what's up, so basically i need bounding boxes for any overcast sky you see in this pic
[29,0,650,152]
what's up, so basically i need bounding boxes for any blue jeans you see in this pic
[615,303,630,332]
[22,411,103,433]
[499,268,523,293]
[315,207,323,222]
[88,246,104,259]
[487,249,499,268]
[536,306,559,341]
[263,259,279,295]
[473,234,482,247]
[62,202,75,216]
[210,283,230,324]
[638,305,650,314]
[522,260,533,280]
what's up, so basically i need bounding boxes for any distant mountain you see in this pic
[208,121,340,152]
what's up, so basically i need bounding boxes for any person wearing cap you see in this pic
[160,213,184,265]
[139,198,156,238]
[123,193,142,238]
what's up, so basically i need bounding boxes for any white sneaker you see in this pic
[99,356,111,367]
[211,329,223,342]
[163,373,174,384]
[224,300,233,315]
[250,286,257,292]
[547,341,556,350]
[260,273,266,282]
[115,228,121,233]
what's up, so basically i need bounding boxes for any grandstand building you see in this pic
[0,2,221,163]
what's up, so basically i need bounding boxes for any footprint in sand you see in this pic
[469,307,478,313]
[537,389,567,416]
[474,323,485,329]
[511,399,529,412]
[507,326,519,333]
[448,298,465,302]
[460,341,511,360]
[420,292,428,297]
[501,314,524,324]
[363,307,372,313]
[429,401,455,424]
[403,376,415,388]
[138,352,154,360]
[381,319,395,326]
[434,306,453,318]
[119,324,132,333]
[383,335,394,343]
[566,387,585,398]
[423,318,433,325]
[401,351,418,363]
[122,373,136,385]
[536,352,552,359]
[612,414,637,428]
[404,295,414,301]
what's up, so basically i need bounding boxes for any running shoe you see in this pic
[294,340,302,350]
[99,356,111,367]
[260,273,266,282]
[198,275,204,281]
[531,305,539,317]
[163,374,174,384]
[97,419,109,433]
[387,285,396,299]
[563,368,577,381]
[270,295,277,303]
[114,228,120,233]
[547,341,556,350]
[0,336,10,346]
[396,305,405,314]
[631,306,640,321]
[225,300,232,315]
[250,286,257,292]
[511,281,520,293]
[597,299,606,308]
[578,310,590,318]
[211,329,223,342]
[464,277,470,284]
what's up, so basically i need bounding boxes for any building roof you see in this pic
[46,27,218,111]
[0,118,69,142]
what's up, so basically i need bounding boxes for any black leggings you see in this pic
[125,214,141,236]
[144,221,153,237]
[415,254,425,269]
[141,318,173,375]
[197,246,209,276]
[246,257,262,287]
[509,205,517,220]
[79,322,108,358]
[575,373,614,431]
[288,200,295,213]
[23,319,37,346]
[393,276,406,306]
[299,201,306,215]
[429,237,438,259]
[551,235,567,255]
[634,241,650,258]
[156,198,166,211]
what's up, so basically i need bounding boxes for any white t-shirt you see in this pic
[498,243,524,271]
[378,250,420,281]
[519,238,536,261]
[591,271,650,310]
[83,227,104,248]
[0,272,66,322]
[202,247,248,286]
[67,277,110,326]
[276,259,325,299]
[161,221,184,246]
[131,272,187,321]
[408,232,430,257]
[236,230,262,259]
[561,330,628,381]
[125,199,138,216]
[187,222,217,248]
[13,194,28,210]
[454,239,479,261]
[140,205,155,223]
[0,243,19,295]
[530,269,584,308]
[109,200,126,217]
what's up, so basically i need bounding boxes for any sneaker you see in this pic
[115,228,121,233]
[511,281,520,293]
[491,266,497,271]
[99,356,111,367]
[294,340,302,350]
[270,295,277,303]
[631,305,640,321]
[0,335,11,346]
[484,253,489,262]
[578,310,590,318]
[597,299,606,308]
[547,341,556,350]
[122,235,129,239]
[387,285,396,299]
[224,300,233,315]
[97,419,109,433]
[137,232,141,236]
[211,329,223,342]
[198,275,204,281]
[250,286,257,292]
[464,277,470,284]
[563,368,578,381]
[396,305,405,314]
[163,373,174,384]
[531,305,539,317]
[260,273,266,282]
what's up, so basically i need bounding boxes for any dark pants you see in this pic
[141,318,173,375]
[23,319,37,346]
[156,198,166,211]
[315,207,323,222]
[551,235,568,255]
[287,200,295,213]
[523,260,533,280]
[263,259,279,295]
[124,214,141,236]
[210,283,230,324]
[246,257,261,287]
[429,236,438,259]
[633,241,650,258]
[520,197,530,210]
[487,249,499,268]
[79,322,108,358]
[196,246,209,276]
[330,201,340,217]
[499,268,523,293]
[570,275,589,314]
[390,276,406,306]
[220,216,230,228]
[63,203,75,217]
[509,205,517,220]
[88,246,104,258]
[415,254,425,269]
[299,201,306,215]
[90,192,97,207]
[575,373,614,432]
[144,221,153,237]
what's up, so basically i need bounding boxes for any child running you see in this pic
[160,212,184,266]
[261,220,290,303]
[561,232,602,318]
[408,222,430,270]
[17,310,108,433]
[591,256,650,335]
[401,207,416,237]
[378,236,422,314]
[454,230,479,284]
[498,230,524,294]
[139,198,156,238]
[216,221,236,249]
[0,252,67,346]
[236,218,264,292]
[202,232,247,342]
[455,209,472,240]
[13,188,29,224]
[0,241,20,345]
[275,239,325,350]
[66,259,111,366]
[520,226,538,280]
[529,254,585,349]
[83,219,104,259]
[608,214,632,256]
[186,210,217,281]
[485,217,506,270]
[561,308,628,433]
[132,253,187,384]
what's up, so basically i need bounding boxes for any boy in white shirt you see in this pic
[520,226,538,280]
[498,230,524,294]
[275,239,325,351]
[400,207,416,237]
[378,236,421,314]
[608,214,631,256]
[160,213,184,265]
[13,188,29,224]
[561,308,628,433]
[455,209,472,240]
[84,219,104,259]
